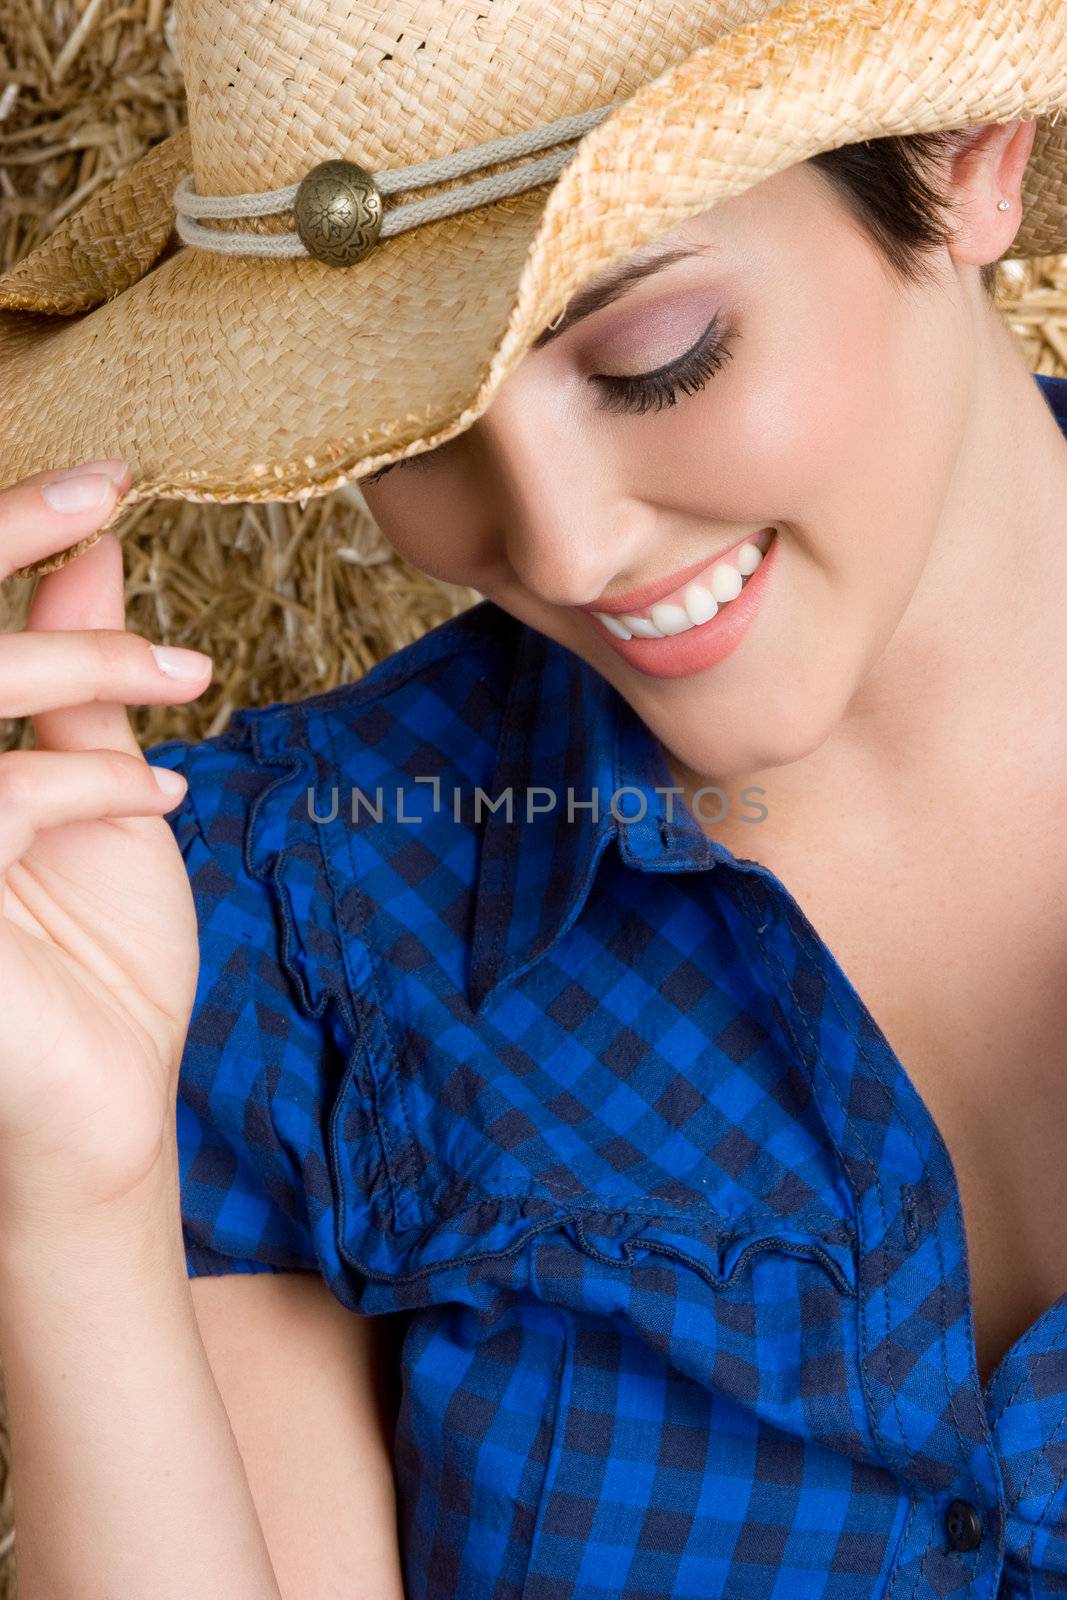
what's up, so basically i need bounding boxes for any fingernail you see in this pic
[41,473,113,513]
[149,644,213,680]
[48,458,130,484]
[150,765,188,798]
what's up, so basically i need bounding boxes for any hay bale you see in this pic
[1,4,1066,1596]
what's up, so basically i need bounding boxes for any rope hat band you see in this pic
[173,104,619,265]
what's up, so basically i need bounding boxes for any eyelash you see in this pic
[362,314,735,484]
[591,313,736,416]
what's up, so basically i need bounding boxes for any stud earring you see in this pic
[997,199,1011,211]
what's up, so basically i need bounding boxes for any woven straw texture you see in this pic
[3,4,1067,1595]
[2,0,1067,582]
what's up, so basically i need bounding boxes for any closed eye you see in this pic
[589,313,737,415]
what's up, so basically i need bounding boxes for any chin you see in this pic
[653,686,849,790]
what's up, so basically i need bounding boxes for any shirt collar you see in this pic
[467,613,722,1012]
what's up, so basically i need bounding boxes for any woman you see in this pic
[1,3,1066,1597]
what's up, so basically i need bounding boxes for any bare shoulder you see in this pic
[190,1270,407,1600]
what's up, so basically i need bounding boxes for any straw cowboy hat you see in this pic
[2,0,1066,581]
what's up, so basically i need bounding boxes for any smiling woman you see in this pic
[348,101,1067,1600]
[2,4,1067,1600]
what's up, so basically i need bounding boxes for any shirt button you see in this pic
[944,1498,983,1552]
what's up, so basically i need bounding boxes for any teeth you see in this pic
[709,562,744,603]
[620,613,664,639]
[647,601,692,636]
[591,538,765,641]
[682,582,718,626]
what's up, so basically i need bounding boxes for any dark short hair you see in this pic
[808,129,1000,296]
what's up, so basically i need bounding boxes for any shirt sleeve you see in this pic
[144,710,346,1282]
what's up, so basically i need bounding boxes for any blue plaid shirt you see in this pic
[146,372,1067,1600]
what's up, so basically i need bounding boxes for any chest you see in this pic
[776,839,1067,1388]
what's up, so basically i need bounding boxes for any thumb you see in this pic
[27,526,145,761]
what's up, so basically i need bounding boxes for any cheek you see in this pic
[363,487,491,586]
[638,292,897,527]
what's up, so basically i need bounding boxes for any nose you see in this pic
[477,377,648,610]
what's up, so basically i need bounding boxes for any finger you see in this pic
[23,468,142,757]
[1,459,130,584]
[26,528,155,758]
[0,622,213,721]
[0,747,188,878]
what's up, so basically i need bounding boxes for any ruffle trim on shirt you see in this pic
[232,705,357,1036]
[219,703,405,1244]
[329,1188,857,1308]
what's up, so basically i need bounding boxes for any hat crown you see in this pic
[174,0,779,195]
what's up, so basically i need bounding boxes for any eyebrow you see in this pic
[531,242,712,349]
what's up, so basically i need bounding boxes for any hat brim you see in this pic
[2,173,555,572]
[4,0,1067,580]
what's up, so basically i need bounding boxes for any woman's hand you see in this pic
[0,460,214,1230]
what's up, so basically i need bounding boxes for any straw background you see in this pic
[1,1,1066,1591]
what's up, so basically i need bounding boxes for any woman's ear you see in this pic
[944,118,1038,270]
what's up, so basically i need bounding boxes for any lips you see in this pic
[589,527,775,640]
[585,523,780,681]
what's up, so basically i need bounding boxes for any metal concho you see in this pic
[293,159,384,266]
